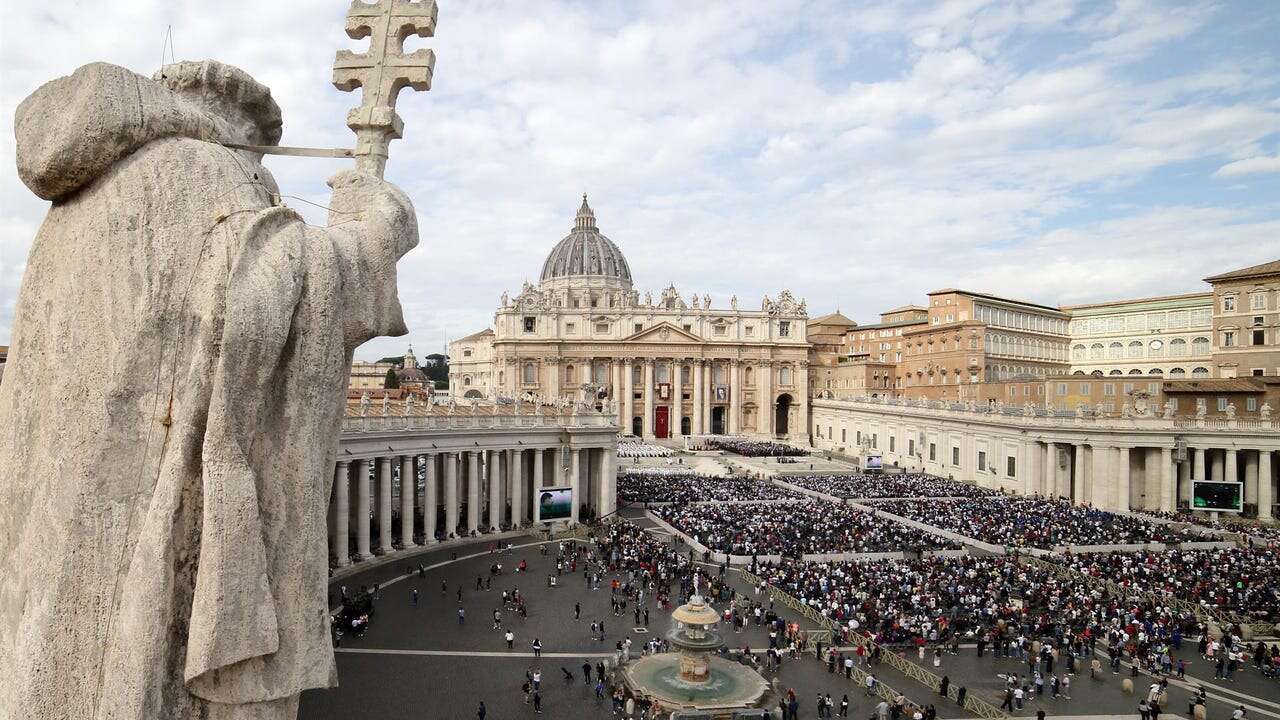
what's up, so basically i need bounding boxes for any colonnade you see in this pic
[329,445,617,567]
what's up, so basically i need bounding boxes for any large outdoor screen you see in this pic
[1192,480,1243,513]
[536,486,573,522]
[865,454,883,471]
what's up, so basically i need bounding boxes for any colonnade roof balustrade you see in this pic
[341,397,619,435]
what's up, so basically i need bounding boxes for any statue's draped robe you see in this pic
[0,63,417,719]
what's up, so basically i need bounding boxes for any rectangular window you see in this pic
[779,321,791,337]
[523,316,536,332]
[1123,382,1134,394]
[1057,383,1067,396]
[565,322,576,334]
[952,447,960,466]
[1103,383,1114,396]
[841,429,847,443]
[1006,456,1016,478]
[1080,383,1090,395]
[908,439,915,457]
[1253,330,1265,346]
[596,322,610,334]
[1247,397,1258,411]
[977,451,987,472]
[1251,293,1266,310]
[929,443,936,461]
[1253,368,1265,377]
[683,324,692,332]
[634,323,644,333]
[889,437,895,452]
[745,326,754,336]
[714,325,727,336]
[872,434,877,449]
[1217,397,1228,411]
[1223,296,1235,312]
[1224,331,1236,347]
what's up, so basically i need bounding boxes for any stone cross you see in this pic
[333,0,438,177]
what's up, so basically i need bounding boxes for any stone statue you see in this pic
[1121,401,1133,418]
[1196,399,1207,419]
[1262,402,1272,420]
[361,391,373,416]
[1044,400,1054,414]
[644,291,652,306]
[0,59,422,719]
[1225,401,1236,420]
[731,294,738,310]
[1094,402,1106,417]
[404,393,415,416]
[1162,400,1176,419]
[1076,404,1086,418]
[500,290,509,307]
[381,393,391,416]
[1023,401,1035,417]
[702,293,710,309]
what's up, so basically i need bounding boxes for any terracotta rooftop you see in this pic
[453,328,494,344]
[1204,259,1280,283]
[808,311,857,327]
[1162,379,1265,393]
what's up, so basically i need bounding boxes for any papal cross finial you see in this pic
[333,0,438,178]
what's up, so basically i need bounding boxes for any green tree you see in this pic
[384,368,400,389]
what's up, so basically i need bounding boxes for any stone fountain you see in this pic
[621,589,772,717]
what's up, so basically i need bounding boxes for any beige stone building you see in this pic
[1204,259,1280,378]
[449,329,495,398]
[452,196,811,440]
[1064,293,1213,378]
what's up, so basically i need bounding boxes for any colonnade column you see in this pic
[701,361,712,433]
[378,457,393,554]
[1177,452,1192,508]
[466,451,480,534]
[1244,451,1259,510]
[623,359,635,436]
[642,359,655,439]
[1193,447,1206,481]
[532,449,545,522]
[613,361,625,427]
[729,360,741,434]
[1090,445,1109,509]
[424,454,438,543]
[333,460,350,566]
[400,455,416,548]
[1116,447,1131,511]
[1259,450,1274,520]
[692,361,704,435]
[672,359,684,437]
[488,449,502,531]
[444,453,458,539]
[1024,443,1040,497]
[760,361,773,438]
[570,448,581,524]
[1225,448,1238,486]
[356,459,371,559]
[1143,448,1161,511]
[1041,442,1054,498]
[600,446,617,517]
[1160,447,1174,512]
[1071,445,1084,503]
[510,449,525,527]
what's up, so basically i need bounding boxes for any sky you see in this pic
[1,1,1278,361]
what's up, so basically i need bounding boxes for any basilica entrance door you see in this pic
[711,406,726,435]
[654,406,670,439]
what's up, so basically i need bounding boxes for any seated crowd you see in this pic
[617,439,674,458]
[618,471,804,504]
[703,438,808,457]
[1055,547,1280,622]
[1133,509,1280,545]
[653,499,960,557]
[752,554,1207,646]
[784,473,1000,499]
[874,497,1209,549]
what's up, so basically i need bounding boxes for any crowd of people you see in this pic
[653,500,960,557]
[1132,509,1280,544]
[784,473,1000,499]
[1054,547,1280,622]
[616,439,675,458]
[873,498,1209,548]
[618,471,804,504]
[703,438,809,457]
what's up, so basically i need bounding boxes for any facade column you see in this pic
[1225,448,1238,486]
[600,446,617,517]
[613,361,625,427]
[1160,446,1174,512]
[570,448,581,524]
[488,449,502,531]
[510,449,525,527]
[672,359,684,437]
[1211,450,1224,481]
[1071,445,1085,504]
[623,359,635,436]
[1193,446,1206,481]
[533,447,545,493]
[424,454,438,543]
[1041,442,1054,498]
[400,454,416,548]
[1259,450,1273,520]
[729,360,741,434]
[1244,450,1259,508]
[1024,442,1040,497]
[642,359,655,439]
[378,456,393,554]
[692,361,704,435]
[332,460,350,566]
[1090,445,1110,509]
[355,459,371,559]
[444,452,458,539]
[1142,447,1159,510]
[1116,447,1131,511]
[467,451,480,534]
[760,361,773,438]
[796,362,809,442]
[702,361,713,433]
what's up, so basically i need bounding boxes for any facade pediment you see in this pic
[622,321,702,344]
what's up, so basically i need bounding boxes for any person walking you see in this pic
[477,701,486,720]
[999,688,1015,712]
[532,690,542,714]
[533,638,542,657]
[839,695,850,718]
[583,660,592,684]
[458,606,465,625]
[1139,699,1150,720]
[575,602,581,620]
[505,630,514,649]
[411,588,418,607]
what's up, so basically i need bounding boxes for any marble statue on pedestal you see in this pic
[0,59,420,720]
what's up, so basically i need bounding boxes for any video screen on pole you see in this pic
[1192,480,1243,513]
[865,454,883,471]
[537,487,573,522]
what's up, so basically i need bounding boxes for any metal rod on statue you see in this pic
[332,0,437,179]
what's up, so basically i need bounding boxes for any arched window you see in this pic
[565,364,576,384]
[744,366,755,386]
[1148,339,1164,358]
[1128,341,1143,358]
[1168,368,1186,377]
[1091,370,1104,376]
[1129,369,1143,375]
[1148,368,1163,375]
[1109,369,1123,375]
[463,375,472,386]
[1090,343,1104,359]
[1108,342,1123,359]
[1072,370,1086,376]
[1192,367,1209,377]
[1169,338,1187,357]
[1072,344,1086,361]
[523,363,536,384]
[1192,337,1210,355]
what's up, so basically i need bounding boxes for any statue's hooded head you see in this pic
[16,60,282,201]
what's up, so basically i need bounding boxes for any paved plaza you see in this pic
[301,452,1279,720]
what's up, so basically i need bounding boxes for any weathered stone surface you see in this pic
[0,60,417,719]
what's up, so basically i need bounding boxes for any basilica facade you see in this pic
[450,196,811,441]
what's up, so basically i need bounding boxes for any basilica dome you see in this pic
[539,195,632,286]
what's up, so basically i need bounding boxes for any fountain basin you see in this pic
[622,653,769,712]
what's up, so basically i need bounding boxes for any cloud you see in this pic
[1214,152,1280,178]
[1,1,1278,362]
